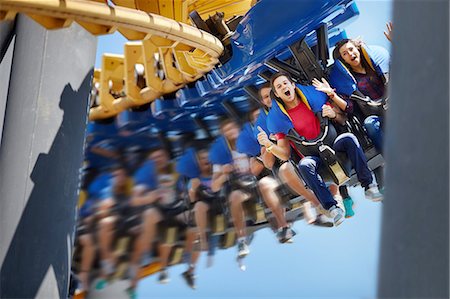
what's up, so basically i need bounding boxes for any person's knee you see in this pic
[228,190,247,206]
[143,207,162,224]
[299,157,316,173]
[335,133,361,148]
[364,116,380,128]
[258,176,278,194]
[194,201,209,214]
[80,234,94,247]
[99,216,116,230]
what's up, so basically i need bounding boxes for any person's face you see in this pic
[259,87,272,108]
[273,76,296,104]
[250,109,260,124]
[149,149,170,170]
[113,168,127,187]
[197,150,211,174]
[221,121,240,142]
[338,41,361,68]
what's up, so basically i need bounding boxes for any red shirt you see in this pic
[275,101,321,140]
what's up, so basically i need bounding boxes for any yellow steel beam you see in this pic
[0,0,223,57]
[89,54,125,120]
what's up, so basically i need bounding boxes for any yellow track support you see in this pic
[0,0,224,119]
[0,0,223,55]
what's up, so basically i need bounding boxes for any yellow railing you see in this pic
[0,0,226,120]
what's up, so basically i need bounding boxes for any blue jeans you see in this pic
[298,133,373,210]
[364,116,383,152]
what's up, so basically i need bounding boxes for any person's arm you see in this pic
[130,186,160,207]
[260,146,275,169]
[250,157,265,176]
[188,178,201,203]
[257,126,291,161]
[322,103,347,126]
[312,78,349,112]
[210,164,233,192]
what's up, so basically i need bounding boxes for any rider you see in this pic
[259,72,383,225]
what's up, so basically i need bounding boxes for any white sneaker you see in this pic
[237,240,250,258]
[333,194,346,214]
[329,206,345,227]
[365,183,383,202]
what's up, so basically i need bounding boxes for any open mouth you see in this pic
[284,90,291,97]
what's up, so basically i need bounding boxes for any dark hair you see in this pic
[257,82,271,100]
[332,38,369,72]
[332,38,352,61]
[218,116,237,129]
[269,72,294,99]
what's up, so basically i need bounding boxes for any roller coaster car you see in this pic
[264,32,384,187]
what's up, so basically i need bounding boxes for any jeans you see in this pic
[298,133,373,210]
[364,115,383,152]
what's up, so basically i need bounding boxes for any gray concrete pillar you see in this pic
[378,1,449,298]
[0,14,96,298]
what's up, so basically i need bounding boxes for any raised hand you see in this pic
[257,126,272,147]
[312,78,334,96]
[321,104,336,119]
[384,21,393,42]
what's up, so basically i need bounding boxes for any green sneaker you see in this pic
[343,197,355,218]
[95,278,108,290]
[126,287,137,299]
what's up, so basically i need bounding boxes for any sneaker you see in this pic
[277,227,296,243]
[126,287,137,299]
[237,240,250,258]
[329,206,345,226]
[181,271,196,289]
[158,269,170,284]
[365,183,383,202]
[312,214,334,228]
[334,194,345,212]
[95,278,108,290]
[343,197,355,218]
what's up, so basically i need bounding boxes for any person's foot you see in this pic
[343,197,355,218]
[333,194,345,213]
[277,227,296,243]
[158,269,170,284]
[95,278,108,290]
[329,205,345,226]
[312,214,334,227]
[181,271,196,289]
[126,287,137,299]
[237,240,250,258]
[365,183,383,202]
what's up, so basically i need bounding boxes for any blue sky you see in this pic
[95,1,392,298]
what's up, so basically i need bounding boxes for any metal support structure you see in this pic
[377,1,449,297]
[0,14,96,298]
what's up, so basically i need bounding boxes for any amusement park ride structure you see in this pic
[0,0,447,298]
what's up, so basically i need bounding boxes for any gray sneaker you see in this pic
[158,269,170,284]
[329,206,345,227]
[365,183,383,202]
[237,240,250,258]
